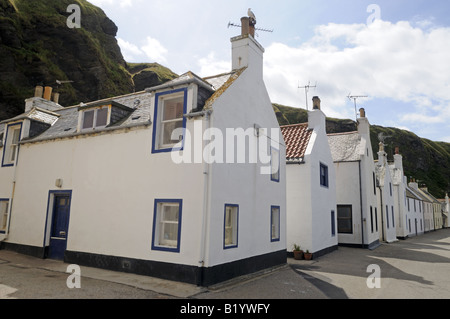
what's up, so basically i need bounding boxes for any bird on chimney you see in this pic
[248,8,256,24]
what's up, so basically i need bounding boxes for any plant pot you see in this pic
[293,250,303,260]
[304,252,313,260]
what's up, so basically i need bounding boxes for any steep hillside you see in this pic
[0,0,177,120]
[274,103,450,198]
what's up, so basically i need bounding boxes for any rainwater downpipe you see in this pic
[2,139,20,241]
[194,109,213,286]
[358,161,365,248]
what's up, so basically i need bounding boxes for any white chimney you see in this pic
[231,16,264,78]
[308,96,326,132]
[393,147,403,171]
[357,108,370,136]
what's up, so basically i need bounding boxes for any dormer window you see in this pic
[81,106,109,130]
[152,88,187,153]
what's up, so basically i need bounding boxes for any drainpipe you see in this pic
[358,161,365,248]
[197,109,213,286]
[2,139,20,242]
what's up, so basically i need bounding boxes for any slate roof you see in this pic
[280,123,312,161]
[327,131,363,162]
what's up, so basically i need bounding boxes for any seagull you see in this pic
[248,8,256,22]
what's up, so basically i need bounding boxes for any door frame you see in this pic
[43,190,72,259]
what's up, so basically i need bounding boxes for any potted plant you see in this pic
[293,244,303,260]
[303,250,313,260]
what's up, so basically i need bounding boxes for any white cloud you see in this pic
[263,20,450,127]
[141,37,168,63]
[117,38,143,61]
[88,0,135,8]
[197,52,229,77]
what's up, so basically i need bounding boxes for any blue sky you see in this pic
[88,0,450,143]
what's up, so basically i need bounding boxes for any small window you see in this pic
[152,89,187,153]
[2,123,22,167]
[375,207,378,232]
[224,204,239,249]
[370,206,374,233]
[392,206,395,228]
[386,205,389,228]
[0,199,9,233]
[152,199,182,252]
[320,163,329,187]
[331,210,336,237]
[270,148,280,182]
[271,206,280,242]
[337,205,353,234]
[82,107,109,130]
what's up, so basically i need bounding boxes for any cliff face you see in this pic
[0,0,177,120]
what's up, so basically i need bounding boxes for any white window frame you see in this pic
[152,88,187,153]
[271,206,280,242]
[80,106,110,131]
[2,123,22,167]
[224,204,239,249]
[0,199,9,233]
[152,199,182,252]
[270,147,280,182]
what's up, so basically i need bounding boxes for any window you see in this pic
[320,163,329,187]
[2,123,22,167]
[373,172,376,195]
[81,107,109,130]
[331,210,336,237]
[270,147,280,182]
[152,199,182,252]
[271,206,280,242]
[337,205,353,234]
[375,207,378,232]
[389,183,392,196]
[386,205,389,228]
[391,206,395,228]
[152,89,187,153]
[0,199,9,233]
[224,204,239,249]
[370,206,374,233]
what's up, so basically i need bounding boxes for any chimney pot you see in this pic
[43,86,53,101]
[395,147,399,155]
[379,142,384,152]
[34,86,43,98]
[52,92,60,104]
[359,108,366,118]
[312,96,321,110]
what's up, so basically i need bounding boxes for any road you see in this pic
[1,228,449,300]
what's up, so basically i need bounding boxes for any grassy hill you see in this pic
[274,103,450,198]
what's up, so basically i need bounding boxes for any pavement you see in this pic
[1,228,449,299]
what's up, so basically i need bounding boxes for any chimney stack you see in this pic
[312,96,321,110]
[359,108,366,118]
[43,86,53,100]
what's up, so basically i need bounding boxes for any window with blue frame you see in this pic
[1,123,22,167]
[152,199,183,252]
[271,206,280,242]
[0,199,9,233]
[152,88,187,153]
[320,162,329,187]
[224,204,239,249]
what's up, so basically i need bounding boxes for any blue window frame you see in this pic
[270,147,280,182]
[320,162,329,187]
[271,205,280,242]
[0,198,10,234]
[151,88,187,154]
[224,204,239,249]
[152,199,183,253]
[1,122,22,167]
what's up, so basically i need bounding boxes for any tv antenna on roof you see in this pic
[347,94,368,120]
[299,81,317,110]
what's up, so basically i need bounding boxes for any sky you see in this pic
[87,0,450,143]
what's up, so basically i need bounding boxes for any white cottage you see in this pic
[327,108,379,249]
[409,182,435,233]
[375,143,398,243]
[0,16,286,286]
[388,147,409,239]
[282,97,338,259]
[405,185,425,236]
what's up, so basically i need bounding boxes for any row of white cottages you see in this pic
[0,17,448,286]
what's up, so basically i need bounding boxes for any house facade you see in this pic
[282,97,338,259]
[405,186,425,237]
[0,16,286,286]
[375,143,397,243]
[327,108,379,249]
[409,182,435,233]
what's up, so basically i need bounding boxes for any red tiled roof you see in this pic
[281,123,312,159]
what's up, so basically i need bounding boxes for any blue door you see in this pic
[48,195,71,260]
